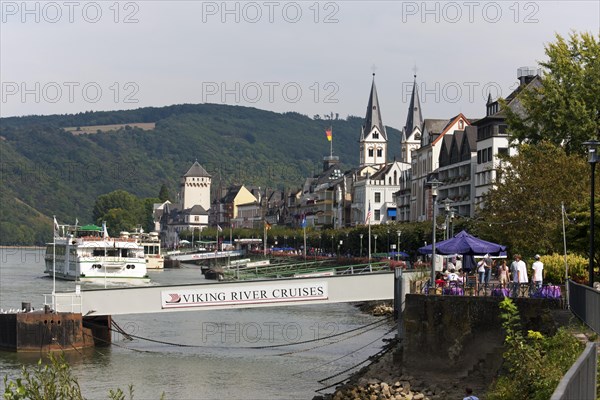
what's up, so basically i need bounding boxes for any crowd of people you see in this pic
[432,253,546,297]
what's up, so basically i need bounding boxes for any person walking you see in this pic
[532,254,544,292]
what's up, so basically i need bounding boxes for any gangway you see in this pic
[225,261,389,280]
[166,250,243,262]
[50,272,394,316]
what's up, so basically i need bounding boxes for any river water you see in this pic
[0,248,393,399]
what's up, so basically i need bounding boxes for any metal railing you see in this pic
[417,280,565,299]
[43,292,83,314]
[224,261,389,280]
[568,279,600,334]
[550,342,597,400]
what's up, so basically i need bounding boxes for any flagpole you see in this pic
[263,222,267,257]
[330,125,333,158]
[52,215,56,311]
[368,217,372,270]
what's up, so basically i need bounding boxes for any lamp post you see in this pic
[427,178,442,287]
[397,230,402,262]
[331,234,334,255]
[284,235,288,248]
[359,234,363,258]
[442,198,453,240]
[387,229,390,256]
[584,140,599,287]
[374,234,378,254]
[338,240,343,258]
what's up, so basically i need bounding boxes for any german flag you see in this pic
[325,127,332,142]
[265,221,272,230]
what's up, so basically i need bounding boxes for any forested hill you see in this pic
[0,103,402,244]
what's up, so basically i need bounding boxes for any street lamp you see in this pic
[584,140,599,288]
[338,240,343,258]
[442,198,454,240]
[397,230,402,262]
[387,229,390,256]
[359,234,364,258]
[427,178,442,287]
[331,234,334,255]
[374,234,378,254]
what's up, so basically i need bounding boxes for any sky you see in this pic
[1,1,599,130]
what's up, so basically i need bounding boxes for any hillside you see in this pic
[0,103,402,245]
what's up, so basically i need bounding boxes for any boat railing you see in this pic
[44,292,82,314]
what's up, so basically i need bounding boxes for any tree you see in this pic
[474,142,588,256]
[504,32,600,155]
[158,184,171,202]
[92,190,145,235]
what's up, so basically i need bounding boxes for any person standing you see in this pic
[515,254,528,296]
[498,259,510,288]
[483,254,493,285]
[477,258,486,290]
[532,254,544,291]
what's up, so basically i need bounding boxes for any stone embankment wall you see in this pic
[402,295,564,379]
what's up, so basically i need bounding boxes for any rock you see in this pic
[382,383,391,397]
[370,395,378,400]
[393,381,401,388]
[413,394,425,400]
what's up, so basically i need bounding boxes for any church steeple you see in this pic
[359,73,388,167]
[360,74,387,142]
[404,75,423,136]
[401,75,424,164]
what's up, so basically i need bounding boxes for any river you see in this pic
[0,247,393,399]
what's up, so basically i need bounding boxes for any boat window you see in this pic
[92,249,105,257]
[107,249,119,257]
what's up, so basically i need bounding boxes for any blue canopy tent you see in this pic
[418,230,506,272]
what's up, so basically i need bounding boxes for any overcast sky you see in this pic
[1,1,599,129]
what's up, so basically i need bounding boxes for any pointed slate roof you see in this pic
[183,161,211,178]
[404,75,424,137]
[360,74,387,141]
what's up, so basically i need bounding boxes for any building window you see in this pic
[374,192,381,203]
[368,148,374,157]
[458,120,464,129]
[194,216,199,222]
[374,210,380,220]
[373,132,379,139]
[377,148,383,157]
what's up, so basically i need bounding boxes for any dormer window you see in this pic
[373,132,379,139]
[458,120,464,130]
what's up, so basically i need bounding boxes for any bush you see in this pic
[486,298,584,400]
[540,253,588,284]
[3,353,164,400]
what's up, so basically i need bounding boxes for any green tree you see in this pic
[475,142,588,256]
[504,32,600,154]
[158,184,171,202]
[92,190,145,235]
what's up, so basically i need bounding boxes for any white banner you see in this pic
[161,281,328,309]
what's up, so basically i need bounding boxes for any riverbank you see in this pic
[313,301,487,400]
[314,338,483,400]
